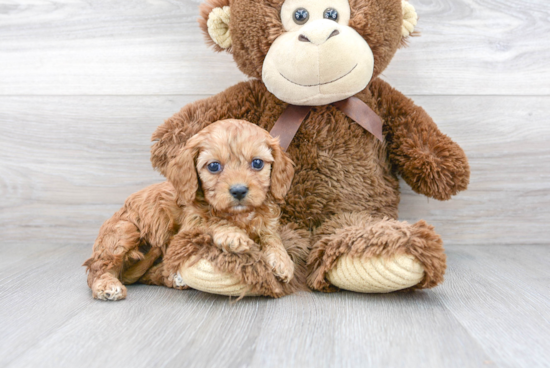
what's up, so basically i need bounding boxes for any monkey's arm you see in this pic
[369,78,470,200]
[151,81,267,175]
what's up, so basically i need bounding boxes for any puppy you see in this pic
[84,119,295,300]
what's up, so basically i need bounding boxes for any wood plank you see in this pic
[437,245,550,367]
[0,95,195,244]
[1,243,494,368]
[247,291,491,368]
[0,241,71,272]
[0,0,549,96]
[1,95,548,245]
[0,246,94,366]
[398,95,550,245]
[12,293,493,368]
[3,244,549,367]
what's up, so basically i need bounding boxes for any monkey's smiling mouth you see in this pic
[279,64,358,87]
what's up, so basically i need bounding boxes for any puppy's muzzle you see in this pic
[230,184,249,200]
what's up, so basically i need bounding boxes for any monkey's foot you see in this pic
[178,259,257,297]
[326,254,425,293]
[308,219,446,293]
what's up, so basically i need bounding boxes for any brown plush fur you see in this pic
[149,0,470,292]
[202,0,403,79]
[85,120,307,300]
[151,80,469,228]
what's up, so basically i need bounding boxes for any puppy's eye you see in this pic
[294,8,309,25]
[323,8,338,21]
[207,162,222,173]
[251,159,264,171]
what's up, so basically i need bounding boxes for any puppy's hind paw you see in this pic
[92,274,127,301]
[173,272,187,289]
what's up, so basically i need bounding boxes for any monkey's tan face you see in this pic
[195,131,274,214]
[262,0,374,106]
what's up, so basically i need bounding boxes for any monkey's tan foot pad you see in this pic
[326,254,425,293]
[178,259,258,297]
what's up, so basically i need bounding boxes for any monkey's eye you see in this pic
[207,161,222,173]
[294,8,309,25]
[323,8,338,21]
[251,159,264,171]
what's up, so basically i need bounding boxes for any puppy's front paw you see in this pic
[214,232,255,253]
[92,273,127,301]
[265,250,295,283]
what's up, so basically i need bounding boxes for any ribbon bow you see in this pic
[270,97,384,151]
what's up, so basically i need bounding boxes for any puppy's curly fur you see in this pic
[84,119,307,301]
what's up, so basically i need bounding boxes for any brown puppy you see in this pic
[84,119,295,301]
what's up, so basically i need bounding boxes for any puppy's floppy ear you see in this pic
[198,0,232,52]
[268,137,295,202]
[166,138,201,205]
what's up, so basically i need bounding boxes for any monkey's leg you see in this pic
[307,213,446,293]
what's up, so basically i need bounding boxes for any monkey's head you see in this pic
[199,0,417,106]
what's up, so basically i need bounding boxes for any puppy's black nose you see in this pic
[230,185,248,200]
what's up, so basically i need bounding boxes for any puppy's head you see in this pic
[166,119,294,213]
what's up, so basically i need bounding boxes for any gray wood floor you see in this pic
[1,243,549,367]
[1,0,550,367]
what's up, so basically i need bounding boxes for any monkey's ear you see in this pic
[166,141,200,205]
[198,0,232,52]
[401,1,418,38]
